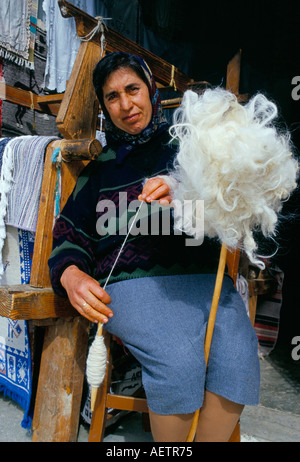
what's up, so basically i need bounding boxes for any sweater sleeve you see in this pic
[48,162,100,296]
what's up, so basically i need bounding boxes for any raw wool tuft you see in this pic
[168,88,299,269]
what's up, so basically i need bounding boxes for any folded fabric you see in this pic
[5,136,58,231]
[0,135,58,276]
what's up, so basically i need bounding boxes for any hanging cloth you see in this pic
[42,0,96,92]
[0,0,39,69]
[0,136,58,277]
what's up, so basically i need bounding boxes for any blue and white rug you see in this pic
[0,227,34,429]
[0,135,56,430]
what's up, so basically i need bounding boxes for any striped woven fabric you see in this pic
[0,135,57,276]
[4,135,58,231]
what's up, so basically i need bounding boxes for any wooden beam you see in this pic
[226,248,241,286]
[106,394,149,413]
[30,141,87,287]
[58,0,193,92]
[226,49,242,96]
[4,84,61,116]
[56,40,101,139]
[0,285,77,320]
[37,94,64,104]
[32,316,90,442]
[226,50,248,102]
[57,138,103,161]
[161,97,182,109]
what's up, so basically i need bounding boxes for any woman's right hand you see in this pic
[138,176,173,205]
[60,265,113,324]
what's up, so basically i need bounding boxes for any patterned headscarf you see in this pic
[98,52,168,160]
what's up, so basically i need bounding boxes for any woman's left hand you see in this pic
[138,177,173,205]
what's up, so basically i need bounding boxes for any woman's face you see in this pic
[102,67,152,135]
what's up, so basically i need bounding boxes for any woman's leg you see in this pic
[195,390,244,442]
[148,390,244,442]
[148,409,195,442]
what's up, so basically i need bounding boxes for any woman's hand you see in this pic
[138,176,173,205]
[60,265,113,324]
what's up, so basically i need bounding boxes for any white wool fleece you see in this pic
[166,88,299,269]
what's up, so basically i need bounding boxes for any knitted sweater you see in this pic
[48,128,220,297]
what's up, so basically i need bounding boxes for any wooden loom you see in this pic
[0,0,265,442]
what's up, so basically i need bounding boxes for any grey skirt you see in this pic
[104,274,260,415]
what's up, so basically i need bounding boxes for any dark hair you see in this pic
[93,52,150,112]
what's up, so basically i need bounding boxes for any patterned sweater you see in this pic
[48,128,220,296]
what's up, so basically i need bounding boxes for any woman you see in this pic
[48,52,260,442]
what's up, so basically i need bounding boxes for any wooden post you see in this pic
[0,285,77,320]
[226,247,241,286]
[226,49,241,96]
[32,316,90,442]
[56,40,101,140]
[58,138,102,161]
[30,142,87,288]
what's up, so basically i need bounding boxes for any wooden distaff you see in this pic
[186,243,228,442]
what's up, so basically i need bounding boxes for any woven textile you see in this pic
[5,136,57,231]
[0,136,57,276]
[0,135,55,430]
[0,226,34,429]
[0,0,39,69]
[1,19,60,139]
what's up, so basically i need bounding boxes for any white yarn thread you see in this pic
[86,202,144,389]
[79,16,111,58]
[86,332,107,388]
[168,88,299,269]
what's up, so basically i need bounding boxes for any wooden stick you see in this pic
[58,138,102,161]
[161,97,182,106]
[186,243,228,442]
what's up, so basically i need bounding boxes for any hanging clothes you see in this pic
[0,0,39,69]
[42,0,96,92]
[0,135,58,276]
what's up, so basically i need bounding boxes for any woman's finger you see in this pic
[139,178,171,202]
[60,265,113,323]
[82,289,113,323]
[76,299,111,324]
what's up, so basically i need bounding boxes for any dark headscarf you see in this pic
[93,52,168,161]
